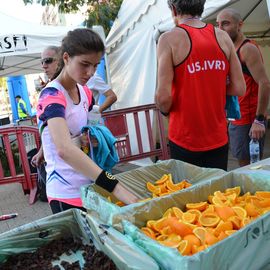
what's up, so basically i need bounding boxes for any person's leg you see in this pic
[169,140,203,167]
[228,123,251,167]
[202,143,229,170]
[49,200,86,214]
[259,121,267,159]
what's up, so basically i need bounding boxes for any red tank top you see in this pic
[169,24,229,151]
[233,40,260,125]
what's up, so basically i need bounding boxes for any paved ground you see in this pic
[0,129,269,234]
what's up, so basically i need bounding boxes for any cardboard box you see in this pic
[119,170,270,270]
[81,159,225,225]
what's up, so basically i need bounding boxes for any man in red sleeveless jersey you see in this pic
[217,9,270,167]
[155,0,246,170]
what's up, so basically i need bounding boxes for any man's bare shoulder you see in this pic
[215,27,231,43]
[159,27,188,44]
[241,41,260,55]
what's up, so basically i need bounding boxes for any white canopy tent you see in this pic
[0,11,76,77]
[106,0,270,109]
[0,12,107,78]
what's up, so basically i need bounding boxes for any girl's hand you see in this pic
[112,183,138,205]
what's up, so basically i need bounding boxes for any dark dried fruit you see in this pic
[1,237,117,270]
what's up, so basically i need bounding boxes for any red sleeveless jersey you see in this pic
[233,40,260,125]
[169,24,229,151]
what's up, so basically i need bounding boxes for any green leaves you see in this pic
[23,0,123,36]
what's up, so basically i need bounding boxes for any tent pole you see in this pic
[243,0,264,21]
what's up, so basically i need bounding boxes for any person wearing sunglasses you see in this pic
[155,0,246,170]
[41,46,60,81]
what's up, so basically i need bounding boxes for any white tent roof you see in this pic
[106,0,270,109]
[0,11,76,77]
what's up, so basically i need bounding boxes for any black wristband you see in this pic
[95,170,119,192]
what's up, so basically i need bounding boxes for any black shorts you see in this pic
[49,200,86,214]
[169,141,229,171]
[229,123,265,160]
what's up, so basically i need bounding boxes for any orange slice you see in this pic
[205,232,219,246]
[146,220,156,230]
[255,191,270,199]
[169,219,193,237]
[115,201,125,207]
[152,217,170,232]
[183,234,201,247]
[212,196,229,206]
[163,208,173,218]
[193,227,207,245]
[196,245,208,253]
[262,207,270,215]
[173,181,185,190]
[241,217,251,228]
[155,174,168,185]
[232,206,247,219]
[141,227,156,239]
[147,182,161,195]
[214,191,227,201]
[199,213,220,227]
[227,216,242,230]
[178,240,191,256]
[182,212,196,224]
[186,209,202,221]
[245,203,259,217]
[257,198,270,208]
[193,227,218,246]
[226,193,237,204]
[225,230,237,236]
[156,235,168,241]
[214,220,233,237]
[215,206,235,221]
[208,195,214,204]
[166,178,179,192]
[186,201,208,211]
[162,234,182,246]
[159,183,168,193]
[183,180,192,188]
[160,226,173,236]
[172,207,184,219]
[225,186,241,196]
[203,205,215,214]
[146,182,157,192]
[218,231,227,241]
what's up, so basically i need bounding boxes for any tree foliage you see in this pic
[23,0,123,36]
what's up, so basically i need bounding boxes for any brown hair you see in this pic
[52,28,105,80]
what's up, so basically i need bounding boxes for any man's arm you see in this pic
[99,89,117,113]
[87,74,117,113]
[242,43,270,139]
[155,33,174,115]
[223,32,246,96]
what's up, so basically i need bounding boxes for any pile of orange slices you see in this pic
[108,173,192,206]
[146,174,192,198]
[140,187,270,256]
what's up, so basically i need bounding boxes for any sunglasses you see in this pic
[41,57,55,65]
